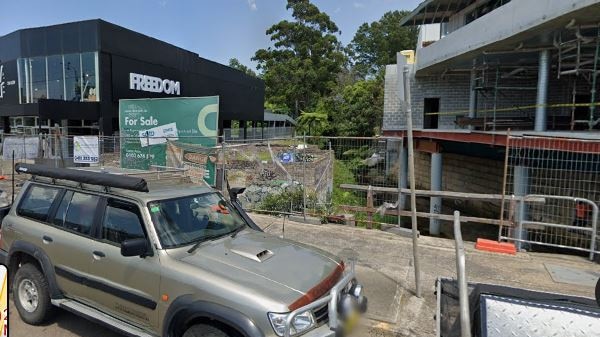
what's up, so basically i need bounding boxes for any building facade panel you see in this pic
[0,19,265,135]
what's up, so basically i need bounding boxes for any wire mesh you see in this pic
[501,135,600,255]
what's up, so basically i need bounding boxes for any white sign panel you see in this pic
[73,136,99,164]
[139,122,179,147]
[2,137,39,160]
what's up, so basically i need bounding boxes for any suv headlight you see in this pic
[268,311,315,336]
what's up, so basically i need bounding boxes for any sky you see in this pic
[0,0,422,71]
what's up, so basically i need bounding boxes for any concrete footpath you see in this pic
[250,213,600,337]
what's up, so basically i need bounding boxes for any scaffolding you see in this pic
[557,23,600,129]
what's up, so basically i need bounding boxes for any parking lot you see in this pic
[8,213,600,337]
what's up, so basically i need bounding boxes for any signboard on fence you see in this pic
[73,136,99,164]
[119,96,219,185]
[2,136,39,160]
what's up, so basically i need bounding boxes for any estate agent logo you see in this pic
[129,73,181,96]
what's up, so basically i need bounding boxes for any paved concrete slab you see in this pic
[545,263,600,287]
[250,213,600,337]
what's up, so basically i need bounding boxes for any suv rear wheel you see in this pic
[13,263,54,324]
[183,324,231,337]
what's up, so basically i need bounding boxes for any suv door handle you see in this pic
[92,251,106,259]
[42,235,53,244]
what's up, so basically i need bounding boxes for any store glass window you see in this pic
[81,52,98,102]
[30,57,47,103]
[15,52,99,104]
[64,53,81,102]
[47,55,64,100]
[17,59,28,103]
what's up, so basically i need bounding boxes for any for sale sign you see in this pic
[73,136,100,164]
[119,96,219,185]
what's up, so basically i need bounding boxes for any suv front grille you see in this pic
[313,302,329,325]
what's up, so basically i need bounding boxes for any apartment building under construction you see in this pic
[384,0,600,256]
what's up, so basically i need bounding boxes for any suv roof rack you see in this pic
[15,163,149,193]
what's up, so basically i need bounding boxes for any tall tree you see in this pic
[228,58,258,77]
[349,10,418,78]
[253,0,346,117]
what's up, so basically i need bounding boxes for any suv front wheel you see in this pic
[183,324,232,337]
[13,263,54,325]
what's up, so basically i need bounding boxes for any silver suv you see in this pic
[0,164,367,337]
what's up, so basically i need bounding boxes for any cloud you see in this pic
[158,0,168,7]
[353,2,365,8]
[247,0,257,11]
[334,7,342,13]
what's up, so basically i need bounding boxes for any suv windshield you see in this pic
[148,193,247,249]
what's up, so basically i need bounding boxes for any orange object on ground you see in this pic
[475,238,516,255]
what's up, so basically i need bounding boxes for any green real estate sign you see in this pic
[119,96,219,185]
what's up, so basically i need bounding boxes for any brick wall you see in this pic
[383,65,403,131]
[383,67,589,132]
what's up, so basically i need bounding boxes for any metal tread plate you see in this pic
[480,294,600,337]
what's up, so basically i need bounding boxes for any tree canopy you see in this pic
[253,0,347,117]
[349,10,418,78]
[228,58,258,77]
[252,2,417,137]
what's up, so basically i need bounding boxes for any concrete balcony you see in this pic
[415,0,600,74]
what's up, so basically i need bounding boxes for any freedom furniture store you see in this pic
[0,19,264,135]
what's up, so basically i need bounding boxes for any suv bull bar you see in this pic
[283,263,357,337]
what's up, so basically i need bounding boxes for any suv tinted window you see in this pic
[102,200,145,245]
[63,192,100,235]
[17,185,61,222]
[52,190,73,228]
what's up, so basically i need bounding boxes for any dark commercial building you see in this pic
[0,19,265,135]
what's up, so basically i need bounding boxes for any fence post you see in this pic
[454,211,472,337]
[302,133,307,221]
[221,139,226,194]
[403,65,422,298]
[397,139,403,228]
[146,132,151,169]
[498,130,511,242]
[328,140,333,209]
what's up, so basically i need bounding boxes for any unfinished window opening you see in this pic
[424,98,440,129]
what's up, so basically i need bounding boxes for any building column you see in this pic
[241,120,247,140]
[535,50,550,132]
[468,59,478,129]
[513,166,529,251]
[430,152,442,235]
[398,143,408,225]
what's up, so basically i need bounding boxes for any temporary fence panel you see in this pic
[501,135,600,258]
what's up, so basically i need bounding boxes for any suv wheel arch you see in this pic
[8,240,63,299]
[163,296,264,337]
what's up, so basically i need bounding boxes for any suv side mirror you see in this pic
[229,187,246,202]
[121,238,150,257]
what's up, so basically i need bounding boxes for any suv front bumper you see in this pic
[301,324,335,337]
[283,264,365,337]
